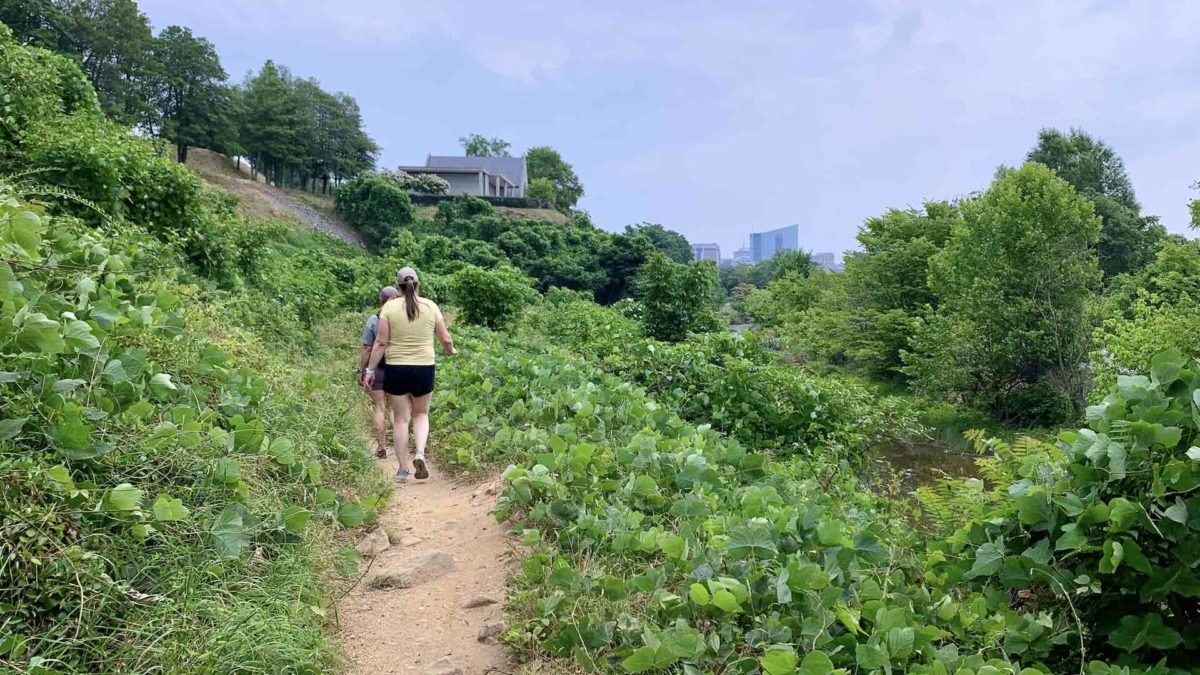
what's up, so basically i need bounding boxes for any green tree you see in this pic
[625,223,691,264]
[832,202,957,379]
[907,163,1102,424]
[0,0,71,49]
[636,253,721,342]
[1026,128,1165,277]
[459,133,510,157]
[526,177,556,206]
[59,0,154,126]
[240,60,299,184]
[526,145,584,210]
[146,25,228,163]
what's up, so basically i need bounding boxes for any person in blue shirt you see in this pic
[358,286,399,458]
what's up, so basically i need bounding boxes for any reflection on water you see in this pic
[863,440,982,493]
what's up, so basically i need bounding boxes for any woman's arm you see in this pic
[365,318,390,387]
[435,318,457,355]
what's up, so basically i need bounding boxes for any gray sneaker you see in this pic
[395,469,410,483]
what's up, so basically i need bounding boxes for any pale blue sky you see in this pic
[139,1,1200,259]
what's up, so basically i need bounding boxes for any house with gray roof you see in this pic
[397,155,528,198]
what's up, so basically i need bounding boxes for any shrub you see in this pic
[635,253,722,342]
[446,264,539,329]
[334,174,415,250]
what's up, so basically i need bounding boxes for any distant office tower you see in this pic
[732,247,752,265]
[750,225,799,262]
[691,242,720,263]
[813,252,843,272]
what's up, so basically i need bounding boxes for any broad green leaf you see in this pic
[338,502,367,527]
[856,643,889,669]
[4,210,43,257]
[659,533,685,558]
[1055,524,1087,551]
[212,458,241,486]
[1163,499,1188,524]
[0,417,26,441]
[209,504,250,557]
[46,464,73,490]
[52,405,96,460]
[1109,613,1182,652]
[760,647,797,675]
[711,589,742,613]
[149,373,177,398]
[268,436,297,466]
[964,541,1004,578]
[1150,349,1184,386]
[724,523,777,559]
[280,505,312,534]
[64,320,100,351]
[152,495,190,521]
[798,651,834,675]
[102,483,142,513]
[1108,498,1139,533]
[15,313,64,354]
[688,582,710,606]
[622,645,657,673]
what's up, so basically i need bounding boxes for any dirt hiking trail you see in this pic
[339,460,514,674]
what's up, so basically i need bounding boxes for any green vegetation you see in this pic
[0,27,386,671]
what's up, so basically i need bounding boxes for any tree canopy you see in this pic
[526,145,584,210]
[458,133,511,157]
[1026,127,1165,277]
[625,222,691,263]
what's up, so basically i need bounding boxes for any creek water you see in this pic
[862,440,982,493]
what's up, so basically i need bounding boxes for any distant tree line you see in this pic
[0,0,378,190]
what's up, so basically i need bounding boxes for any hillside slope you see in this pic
[185,149,364,246]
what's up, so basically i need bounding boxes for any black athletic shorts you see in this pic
[382,364,435,397]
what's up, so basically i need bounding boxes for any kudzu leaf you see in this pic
[1055,524,1087,552]
[1163,499,1188,524]
[0,417,26,441]
[688,582,710,606]
[337,502,367,527]
[15,313,64,354]
[209,504,250,557]
[102,483,143,513]
[149,373,177,398]
[1188,446,1200,462]
[268,436,297,466]
[152,495,190,521]
[760,647,797,675]
[856,643,889,669]
[711,589,742,613]
[52,405,97,460]
[798,650,834,675]
[1108,498,1139,533]
[622,645,656,673]
[965,541,1004,578]
[280,505,312,534]
[64,320,100,351]
[5,210,43,257]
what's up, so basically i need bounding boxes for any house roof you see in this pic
[426,155,527,186]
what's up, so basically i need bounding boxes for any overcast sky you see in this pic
[139,1,1200,259]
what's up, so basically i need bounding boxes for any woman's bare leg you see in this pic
[411,393,432,460]
[390,394,413,473]
[369,389,388,457]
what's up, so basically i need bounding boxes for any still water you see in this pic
[862,440,982,493]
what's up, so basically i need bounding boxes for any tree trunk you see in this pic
[176,144,188,164]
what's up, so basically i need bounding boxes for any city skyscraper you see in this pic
[750,224,799,262]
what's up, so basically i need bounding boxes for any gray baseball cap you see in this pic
[396,267,419,284]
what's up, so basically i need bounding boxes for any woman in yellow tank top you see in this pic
[365,267,457,482]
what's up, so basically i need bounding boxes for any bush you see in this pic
[446,264,539,329]
[635,253,722,342]
[334,174,415,250]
